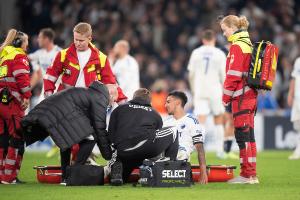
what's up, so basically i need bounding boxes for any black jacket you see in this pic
[22,81,112,160]
[108,97,163,150]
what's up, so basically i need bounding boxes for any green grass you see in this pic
[0,151,299,200]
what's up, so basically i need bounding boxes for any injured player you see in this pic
[164,91,208,184]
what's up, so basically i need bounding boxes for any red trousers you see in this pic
[0,100,25,183]
[232,95,257,178]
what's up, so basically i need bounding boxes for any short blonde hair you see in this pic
[220,15,249,30]
[73,22,92,37]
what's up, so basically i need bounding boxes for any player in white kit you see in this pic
[112,40,140,100]
[28,28,61,106]
[287,57,300,160]
[188,30,227,158]
[28,28,62,157]
[164,91,208,184]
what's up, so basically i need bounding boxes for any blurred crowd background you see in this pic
[1,0,299,115]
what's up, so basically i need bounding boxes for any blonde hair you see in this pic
[220,15,249,30]
[73,22,92,37]
[0,29,17,52]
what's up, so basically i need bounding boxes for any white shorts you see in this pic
[194,98,225,116]
[177,149,191,161]
[293,120,300,132]
[291,101,300,122]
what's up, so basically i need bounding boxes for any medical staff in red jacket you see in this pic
[220,15,259,184]
[43,22,126,183]
[0,29,31,184]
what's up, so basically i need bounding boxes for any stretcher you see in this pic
[33,165,236,184]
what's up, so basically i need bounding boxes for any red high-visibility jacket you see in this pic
[223,31,257,104]
[44,43,127,102]
[0,46,31,103]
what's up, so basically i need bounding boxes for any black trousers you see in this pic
[116,127,178,181]
[60,139,96,180]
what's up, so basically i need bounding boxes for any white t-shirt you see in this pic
[29,45,61,75]
[75,48,92,87]
[292,58,300,100]
[188,45,226,100]
[164,114,205,158]
[29,45,62,106]
[113,55,140,100]
[291,58,300,122]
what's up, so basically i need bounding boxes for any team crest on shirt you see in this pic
[22,58,29,66]
[181,124,186,129]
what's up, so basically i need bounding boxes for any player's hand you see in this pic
[199,170,208,184]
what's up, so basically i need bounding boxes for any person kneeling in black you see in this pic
[108,88,178,185]
[22,81,115,184]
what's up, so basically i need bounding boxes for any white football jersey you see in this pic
[291,58,300,122]
[292,58,300,100]
[188,45,226,99]
[113,55,140,100]
[29,45,62,105]
[29,45,61,75]
[164,114,205,157]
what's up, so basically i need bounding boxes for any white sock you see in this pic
[294,132,300,155]
[215,124,225,155]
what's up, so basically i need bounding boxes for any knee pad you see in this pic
[250,128,255,142]
[0,134,9,148]
[9,137,24,149]
[18,144,25,156]
[235,128,250,149]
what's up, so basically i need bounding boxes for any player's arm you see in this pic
[187,50,196,95]
[195,143,208,184]
[219,52,227,85]
[28,50,42,88]
[288,58,299,107]
[287,78,295,107]
[192,122,208,184]
[30,68,42,88]
[100,58,127,102]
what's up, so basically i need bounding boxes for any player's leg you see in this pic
[289,120,300,160]
[194,99,210,125]
[211,97,226,159]
[223,106,238,159]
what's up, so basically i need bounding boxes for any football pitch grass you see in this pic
[0,151,299,200]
